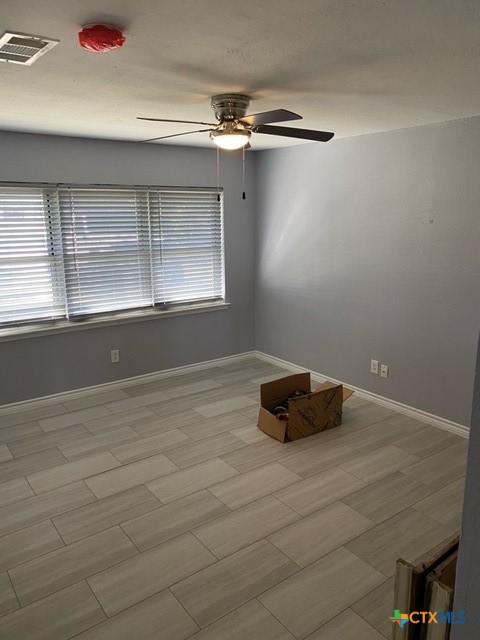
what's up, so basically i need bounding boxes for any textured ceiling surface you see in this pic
[0,0,479,149]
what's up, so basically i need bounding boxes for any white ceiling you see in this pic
[0,0,479,149]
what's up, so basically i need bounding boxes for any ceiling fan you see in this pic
[137,94,334,150]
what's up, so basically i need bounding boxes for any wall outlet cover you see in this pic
[370,359,379,375]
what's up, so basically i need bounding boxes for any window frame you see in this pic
[0,181,226,331]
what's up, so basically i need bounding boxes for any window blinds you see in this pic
[58,188,152,317]
[0,186,64,324]
[0,184,224,326]
[149,190,224,305]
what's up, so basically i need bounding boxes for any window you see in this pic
[0,183,224,326]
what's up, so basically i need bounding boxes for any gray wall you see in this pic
[0,131,256,403]
[452,336,480,638]
[255,117,480,425]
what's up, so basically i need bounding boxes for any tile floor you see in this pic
[0,357,468,639]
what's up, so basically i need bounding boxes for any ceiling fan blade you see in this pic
[254,124,334,142]
[239,109,302,126]
[137,117,215,126]
[140,128,213,143]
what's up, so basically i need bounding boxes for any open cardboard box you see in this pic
[257,372,354,443]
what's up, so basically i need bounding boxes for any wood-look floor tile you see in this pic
[53,485,160,543]
[10,526,137,606]
[341,404,396,430]
[393,425,462,458]
[0,448,66,484]
[0,445,12,462]
[342,472,433,523]
[260,547,384,639]
[28,452,120,494]
[172,540,297,628]
[7,424,90,458]
[220,439,289,474]
[307,608,385,640]
[230,424,267,444]
[351,577,393,638]
[212,367,260,384]
[84,408,156,434]
[0,421,42,445]
[73,590,198,640]
[0,572,18,617]
[401,440,468,489]
[165,432,246,469]
[189,599,294,640]
[111,429,189,463]
[335,418,425,453]
[122,490,228,551]
[0,581,105,640]
[280,442,355,479]
[131,410,201,439]
[0,481,95,536]
[0,520,63,572]
[413,477,465,526]
[209,462,301,509]
[193,396,257,419]
[147,458,239,503]
[123,379,179,398]
[123,376,201,398]
[346,508,456,577]
[149,385,241,418]
[126,367,222,396]
[85,454,177,498]
[269,501,373,567]
[339,445,419,483]
[59,427,139,460]
[0,359,466,640]
[250,372,288,385]
[162,379,222,400]
[194,496,300,559]
[39,406,112,432]
[104,389,171,415]
[63,389,128,412]
[0,404,67,430]
[89,533,215,617]
[0,478,33,508]
[180,412,252,441]
[237,405,261,421]
[275,467,365,516]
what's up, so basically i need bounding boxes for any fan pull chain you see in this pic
[242,146,246,200]
[216,147,220,202]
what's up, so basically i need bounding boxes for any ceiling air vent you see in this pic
[0,31,59,65]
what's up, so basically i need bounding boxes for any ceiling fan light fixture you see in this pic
[210,129,251,150]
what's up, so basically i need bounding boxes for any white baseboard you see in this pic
[0,351,256,415]
[253,350,470,439]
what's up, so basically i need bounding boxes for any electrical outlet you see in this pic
[380,364,389,378]
[370,359,379,375]
[110,349,120,364]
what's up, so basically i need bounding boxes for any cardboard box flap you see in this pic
[257,407,288,443]
[260,372,311,410]
[317,380,354,402]
[287,385,343,440]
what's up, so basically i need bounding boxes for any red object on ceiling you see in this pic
[78,25,125,53]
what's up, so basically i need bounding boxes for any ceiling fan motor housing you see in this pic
[211,94,250,122]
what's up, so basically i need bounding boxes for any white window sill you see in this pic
[0,301,231,343]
